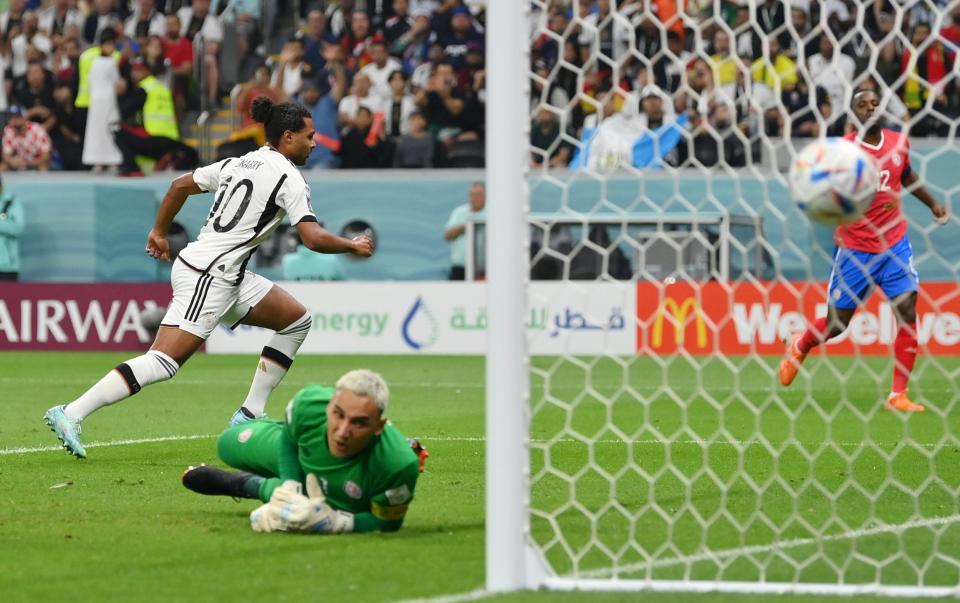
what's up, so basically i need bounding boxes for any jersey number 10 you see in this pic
[208,177,254,232]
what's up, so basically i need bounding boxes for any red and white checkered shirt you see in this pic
[3,121,52,162]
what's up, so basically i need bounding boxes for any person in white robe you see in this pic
[81,52,122,168]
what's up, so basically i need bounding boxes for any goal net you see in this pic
[487,0,960,597]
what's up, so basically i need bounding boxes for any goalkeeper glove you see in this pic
[250,501,286,532]
[271,479,306,503]
[250,480,309,533]
[279,473,355,534]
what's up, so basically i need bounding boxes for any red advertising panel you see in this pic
[637,281,960,356]
[0,283,170,351]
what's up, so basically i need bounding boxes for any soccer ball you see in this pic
[788,138,878,225]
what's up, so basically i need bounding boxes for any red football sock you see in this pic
[797,316,829,354]
[892,323,918,394]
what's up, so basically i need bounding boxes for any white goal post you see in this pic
[485,0,533,592]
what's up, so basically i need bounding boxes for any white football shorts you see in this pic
[161,259,274,339]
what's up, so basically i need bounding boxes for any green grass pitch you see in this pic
[1,351,956,603]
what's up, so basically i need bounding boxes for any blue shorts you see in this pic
[827,236,919,310]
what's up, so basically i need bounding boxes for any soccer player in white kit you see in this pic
[44,97,374,458]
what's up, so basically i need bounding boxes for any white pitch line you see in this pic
[577,514,960,579]
[0,378,496,387]
[10,375,947,395]
[0,377,619,390]
[1,433,946,456]
[417,435,943,450]
[392,587,491,603]
[0,434,215,455]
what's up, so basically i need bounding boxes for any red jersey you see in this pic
[836,129,910,253]
[163,37,193,70]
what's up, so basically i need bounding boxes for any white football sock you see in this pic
[240,312,311,417]
[64,351,179,421]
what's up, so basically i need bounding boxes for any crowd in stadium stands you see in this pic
[0,0,956,172]
[530,0,960,168]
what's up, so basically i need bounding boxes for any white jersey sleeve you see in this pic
[192,158,232,192]
[279,176,317,225]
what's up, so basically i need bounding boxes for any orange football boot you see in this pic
[779,334,807,386]
[885,390,925,412]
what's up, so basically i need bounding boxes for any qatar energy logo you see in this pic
[401,296,439,351]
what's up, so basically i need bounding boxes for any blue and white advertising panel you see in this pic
[206,282,636,355]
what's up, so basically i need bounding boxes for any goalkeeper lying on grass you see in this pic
[182,369,423,534]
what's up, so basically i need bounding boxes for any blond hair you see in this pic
[336,369,390,413]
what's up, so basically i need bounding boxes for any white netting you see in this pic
[522,0,960,595]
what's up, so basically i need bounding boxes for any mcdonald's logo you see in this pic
[651,297,708,348]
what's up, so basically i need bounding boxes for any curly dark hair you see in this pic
[251,96,311,146]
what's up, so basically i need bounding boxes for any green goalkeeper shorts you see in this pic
[218,419,284,480]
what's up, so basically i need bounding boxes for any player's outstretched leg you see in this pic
[230,286,312,425]
[231,311,311,425]
[780,333,808,386]
[185,419,283,498]
[43,405,86,458]
[886,390,925,412]
[780,316,832,386]
[182,465,262,499]
[43,350,182,457]
[43,328,202,458]
[780,303,857,386]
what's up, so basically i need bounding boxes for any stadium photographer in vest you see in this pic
[113,58,199,177]
[0,175,24,281]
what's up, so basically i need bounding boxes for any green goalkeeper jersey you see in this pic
[276,385,420,530]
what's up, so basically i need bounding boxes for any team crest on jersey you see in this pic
[238,428,253,443]
[344,481,362,499]
[892,154,901,166]
[199,312,219,331]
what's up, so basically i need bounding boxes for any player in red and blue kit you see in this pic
[780,89,950,411]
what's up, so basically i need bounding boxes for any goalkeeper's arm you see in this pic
[249,417,306,504]
[256,500,406,534]
[253,475,373,534]
[354,461,420,533]
[254,463,418,534]
[290,452,420,534]
[281,477,412,534]
[277,422,305,486]
[260,398,306,503]
[276,505,405,534]
[352,511,404,533]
